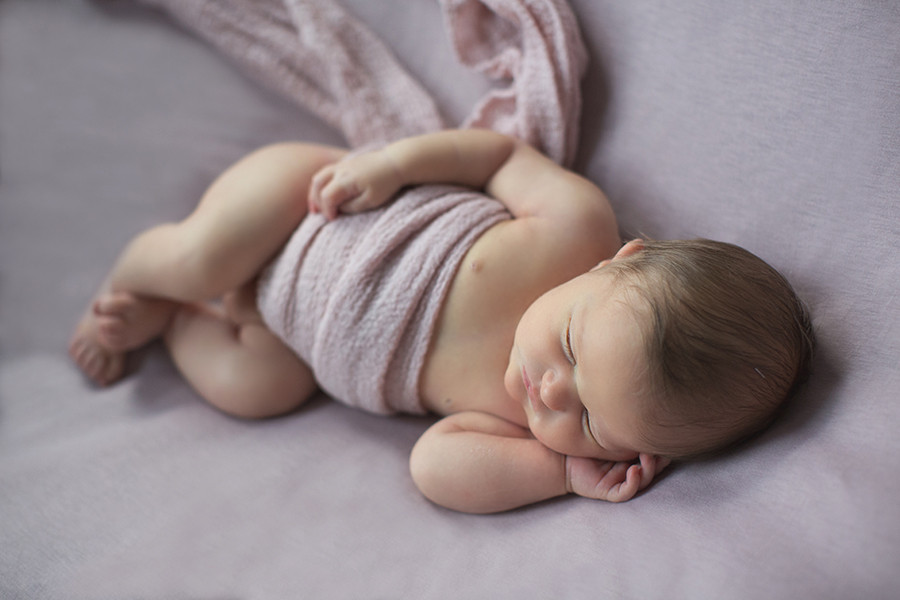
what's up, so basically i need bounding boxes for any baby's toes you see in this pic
[68,335,85,362]
[69,336,114,386]
[69,336,95,369]
[98,353,125,386]
[75,344,104,382]
[85,347,122,386]
[87,353,107,383]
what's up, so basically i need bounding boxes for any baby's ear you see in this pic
[591,239,644,271]
[615,238,645,259]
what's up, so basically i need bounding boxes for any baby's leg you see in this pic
[164,301,317,419]
[69,283,178,386]
[70,142,346,386]
[93,291,179,351]
[106,142,347,301]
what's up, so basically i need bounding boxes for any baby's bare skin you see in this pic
[70,131,669,513]
[69,283,177,385]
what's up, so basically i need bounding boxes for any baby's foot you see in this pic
[69,311,126,387]
[69,291,176,386]
[93,291,177,351]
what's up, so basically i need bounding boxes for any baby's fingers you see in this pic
[636,454,657,491]
[640,454,672,490]
[316,173,362,220]
[609,454,672,502]
[308,165,336,215]
[603,463,642,503]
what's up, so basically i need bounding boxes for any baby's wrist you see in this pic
[379,145,408,188]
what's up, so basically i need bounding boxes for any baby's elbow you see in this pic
[409,434,480,513]
[409,436,444,504]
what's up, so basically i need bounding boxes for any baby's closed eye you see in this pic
[582,409,602,446]
[563,319,576,365]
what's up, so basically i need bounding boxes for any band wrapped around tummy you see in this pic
[256,184,509,415]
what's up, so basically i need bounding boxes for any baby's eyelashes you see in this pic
[563,319,576,365]
[582,409,601,446]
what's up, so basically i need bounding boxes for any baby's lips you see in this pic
[522,367,544,412]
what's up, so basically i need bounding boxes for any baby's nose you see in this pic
[540,370,573,412]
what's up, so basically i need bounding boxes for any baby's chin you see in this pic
[501,359,520,402]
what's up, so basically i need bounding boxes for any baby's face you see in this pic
[504,270,651,461]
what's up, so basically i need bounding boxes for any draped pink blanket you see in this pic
[136,0,587,164]
[137,0,588,413]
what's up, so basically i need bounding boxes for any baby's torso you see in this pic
[258,183,615,419]
[257,184,510,415]
[417,220,528,424]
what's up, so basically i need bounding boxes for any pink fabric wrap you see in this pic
[135,0,588,413]
[135,0,587,164]
[258,186,508,414]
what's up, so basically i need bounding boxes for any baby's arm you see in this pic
[410,411,667,514]
[308,129,515,219]
[308,128,619,265]
[410,411,566,513]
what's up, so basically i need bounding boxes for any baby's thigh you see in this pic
[194,142,347,231]
[180,143,348,290]
[166,302,318,419]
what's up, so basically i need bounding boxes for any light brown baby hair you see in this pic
[604,239,815,460]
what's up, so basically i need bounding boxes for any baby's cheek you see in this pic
[502,360,520,400]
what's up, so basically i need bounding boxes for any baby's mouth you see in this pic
[522,367,543,412]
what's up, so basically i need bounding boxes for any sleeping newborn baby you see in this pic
[69,129,814,513]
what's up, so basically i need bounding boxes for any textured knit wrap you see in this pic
[257,185,508,413]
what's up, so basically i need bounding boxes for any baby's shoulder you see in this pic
[472,210,617,301]
[440,210,618,338]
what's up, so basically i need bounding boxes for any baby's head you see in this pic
[602,238,815,460]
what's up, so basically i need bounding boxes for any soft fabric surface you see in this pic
[2,0,898,598]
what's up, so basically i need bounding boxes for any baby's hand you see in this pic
[565,453,671,503]
[308,149,404,220]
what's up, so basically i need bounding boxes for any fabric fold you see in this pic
[137,0,587,163]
